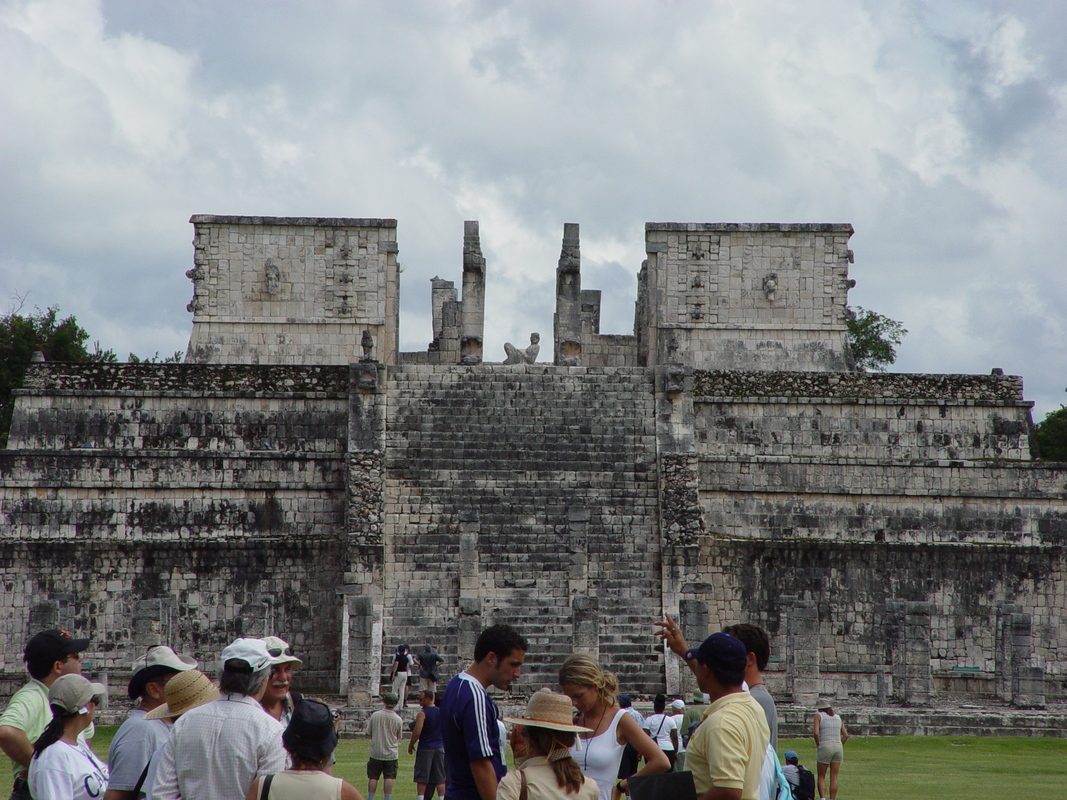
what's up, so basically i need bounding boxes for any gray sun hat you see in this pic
[49,674,106,714]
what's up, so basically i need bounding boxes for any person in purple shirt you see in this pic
[440,625,527,800]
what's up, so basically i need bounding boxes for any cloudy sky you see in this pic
[2,0,1065,420]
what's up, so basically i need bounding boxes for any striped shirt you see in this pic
[440,672,503,800]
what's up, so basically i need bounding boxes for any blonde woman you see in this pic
[558,655,669,800]
[497,689,598,800]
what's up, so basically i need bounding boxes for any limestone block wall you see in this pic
[184,216,400,365]
[696,399,1032,461]
[380,365,664,692]
[683,365,1067,705]
[10,362,347,453]
[0,363,349,691]
[0,539,344,692]
[688,539,1066,701]
[641,224,854,371]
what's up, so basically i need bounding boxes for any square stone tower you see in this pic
[184,215,400,364]
[639,223,855,370]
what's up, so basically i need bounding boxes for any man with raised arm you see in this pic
[656,616,769,800]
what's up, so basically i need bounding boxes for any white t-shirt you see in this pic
[642,713,678,751]
[29,739,109,800]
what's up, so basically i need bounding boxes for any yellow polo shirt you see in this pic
[684,691,769,800]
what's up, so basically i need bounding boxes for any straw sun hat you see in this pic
[504,689,592,733]
[144,669,220,720]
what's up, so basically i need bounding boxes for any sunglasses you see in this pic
[267,647,294,658]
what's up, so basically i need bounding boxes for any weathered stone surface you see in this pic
[1,216,1065,711]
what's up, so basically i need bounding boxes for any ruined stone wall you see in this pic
[641,224,854,371]
[688,539,1066,702]
[681,366,1067,705]
[380,365,664,692]
[184,216,399,365]
[0,539,344,691]
[0,363,348,692]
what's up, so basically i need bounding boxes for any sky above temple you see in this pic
[2,0,1065,419]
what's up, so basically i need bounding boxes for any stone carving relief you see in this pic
[186,243,207,314]
[763,272,778,301]
[504,332,540,364]
[264,260,281,296]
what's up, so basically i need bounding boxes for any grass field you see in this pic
[4,728,1065,799]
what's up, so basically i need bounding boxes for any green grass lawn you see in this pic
[4,728,1065,799]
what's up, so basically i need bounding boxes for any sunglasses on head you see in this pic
[268,647,292,658]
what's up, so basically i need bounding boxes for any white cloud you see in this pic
[0,0,1065,417]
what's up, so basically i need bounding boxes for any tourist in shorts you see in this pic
[408,690,446,800]
[813,702,849,800]
[367,693,403,800]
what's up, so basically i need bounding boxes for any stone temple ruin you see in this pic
[1,215,1065,724]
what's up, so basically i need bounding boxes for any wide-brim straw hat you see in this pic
[504,688,592,733]
[144,669,220,719]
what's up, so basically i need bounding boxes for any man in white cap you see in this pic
[257,636,303,725]
[103,645,197,800]
[152,638,286,800]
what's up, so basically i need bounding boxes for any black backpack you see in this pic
[793,765,815,800]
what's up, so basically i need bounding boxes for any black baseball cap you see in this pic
[25,630,90,665]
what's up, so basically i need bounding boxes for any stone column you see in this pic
[132,599,168,653]
[675,598,709,696]
[430,277,457,353]
[1002,610,1046,708]
[238,601,271,638]
[656,363,704,695]
[554,223,582,365]
[783,596,820,708]
[994,603,1020,701]
[343,357,386,699]
[568,507,598,658]
[460,221,485,364]
[458,512,483,658]
[887,600,933,706]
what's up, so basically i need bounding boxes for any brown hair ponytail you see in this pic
[526,727,585,794]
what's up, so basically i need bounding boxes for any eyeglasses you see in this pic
[267,647,293,658]
[64,652,83,662]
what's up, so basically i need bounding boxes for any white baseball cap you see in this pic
[220,638,272,672]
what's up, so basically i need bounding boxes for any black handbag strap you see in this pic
[260,774,275,800]
[132,761,151,797]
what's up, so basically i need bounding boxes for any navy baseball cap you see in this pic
[685,631,747,672]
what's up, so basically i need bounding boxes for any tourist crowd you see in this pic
[0,620,844,800]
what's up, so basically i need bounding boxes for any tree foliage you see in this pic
[0,302,188,448]
[846,306,908,372]
[1034,403,1067,461]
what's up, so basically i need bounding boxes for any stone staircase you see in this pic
[381,365,663,693]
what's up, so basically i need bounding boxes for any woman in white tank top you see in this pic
[813,703,849,800]
[559,655,670,800]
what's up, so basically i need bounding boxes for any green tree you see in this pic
[846,306,907,372]
[1034,402,1067,461]
[127,350,184,364]
[0,303,117,447]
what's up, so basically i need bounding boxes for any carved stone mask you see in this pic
[265,261,281,296]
